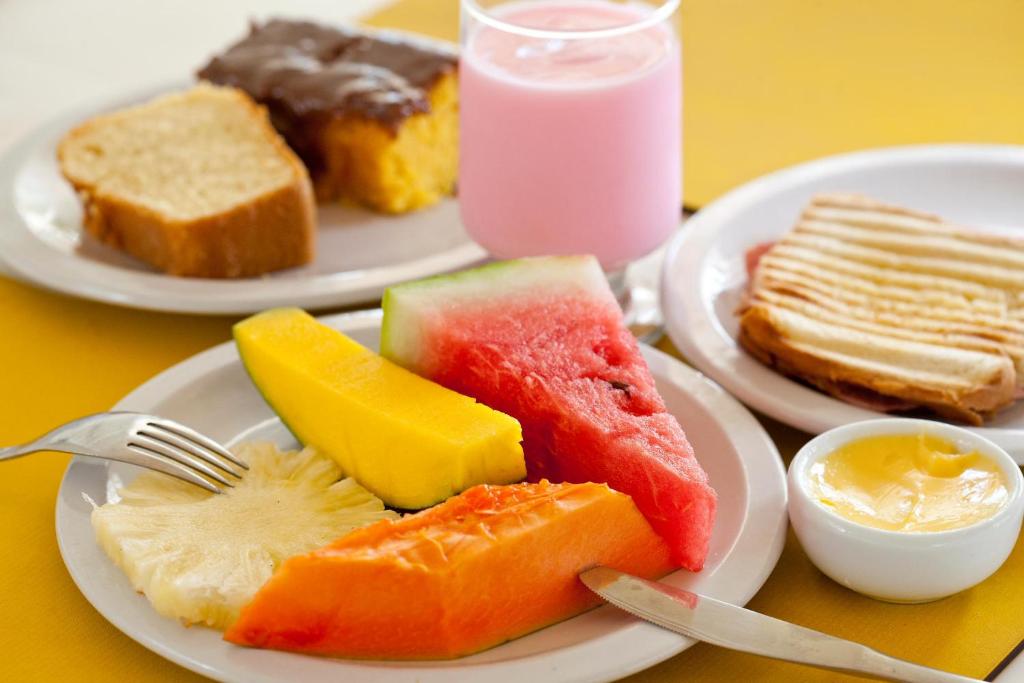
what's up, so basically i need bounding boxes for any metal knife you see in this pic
[580,567,982,683]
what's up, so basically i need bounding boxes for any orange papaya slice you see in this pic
[225,480,672,659]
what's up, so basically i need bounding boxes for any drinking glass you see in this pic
[459,0,682,332]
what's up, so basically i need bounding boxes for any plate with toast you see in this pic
[662,144,1024,461]
[0,20,485,314]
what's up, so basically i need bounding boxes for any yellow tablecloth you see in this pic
[372,0,1024,207]
[7,273,1024,683]
[4,1,1024,681]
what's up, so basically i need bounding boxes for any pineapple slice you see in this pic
[91,441,398,630]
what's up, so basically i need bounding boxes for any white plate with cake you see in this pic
[0,20,485,314]
[661,144,1024,459]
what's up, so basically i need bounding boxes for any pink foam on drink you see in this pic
[459,1,681,270]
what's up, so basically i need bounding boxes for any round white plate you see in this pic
[661,144,1024,458]
[0,83,486,315]
[56,310,787,683]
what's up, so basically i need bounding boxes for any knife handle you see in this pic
[580,567,983,683]
[686,605,982,683]
[689,608,983,683]
[858,650,982,683]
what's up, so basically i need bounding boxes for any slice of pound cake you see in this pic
[198,19,458,214]
[58,83,316,278]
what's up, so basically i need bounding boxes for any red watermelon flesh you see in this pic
[381,256,717,571]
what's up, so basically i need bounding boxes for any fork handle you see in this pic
[0,444,35,461]
[0,438,83,461]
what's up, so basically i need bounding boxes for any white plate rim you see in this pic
[661,143,1024,443]
[0,79,486,315]
[55,309,787,683]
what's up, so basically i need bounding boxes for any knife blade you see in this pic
[580,567,982,683]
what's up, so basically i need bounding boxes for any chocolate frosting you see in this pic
[197,19,456,167]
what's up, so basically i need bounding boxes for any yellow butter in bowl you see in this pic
[790,419,1024,602]
[808,433,1009,532]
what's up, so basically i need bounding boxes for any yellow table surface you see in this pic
[372,0,1024,208]
[4,1,1024,681]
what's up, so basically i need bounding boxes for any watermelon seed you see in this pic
[607,380,632,397]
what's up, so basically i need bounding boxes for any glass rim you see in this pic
[461,0,681,40]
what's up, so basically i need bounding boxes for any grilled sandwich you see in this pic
[739,193,1024,425]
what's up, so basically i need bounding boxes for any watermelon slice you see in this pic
[381,256,717,571]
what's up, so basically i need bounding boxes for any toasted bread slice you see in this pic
[58,83,316,278]
[740,193,1024,424]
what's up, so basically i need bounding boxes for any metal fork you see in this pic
[0,412,246,493]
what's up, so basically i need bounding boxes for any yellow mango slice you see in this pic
[233,308,525,509]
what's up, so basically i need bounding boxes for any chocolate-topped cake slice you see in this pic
[199,19,458,214]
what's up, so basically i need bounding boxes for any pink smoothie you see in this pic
[459,0,681,270]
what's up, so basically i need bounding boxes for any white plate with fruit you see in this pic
[56,257,787,682]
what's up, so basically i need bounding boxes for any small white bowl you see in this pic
[788,418,1024,603]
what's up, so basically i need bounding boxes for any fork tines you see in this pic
[127,419,247,492]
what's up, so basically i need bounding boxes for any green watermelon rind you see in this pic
[381,255,614,368]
